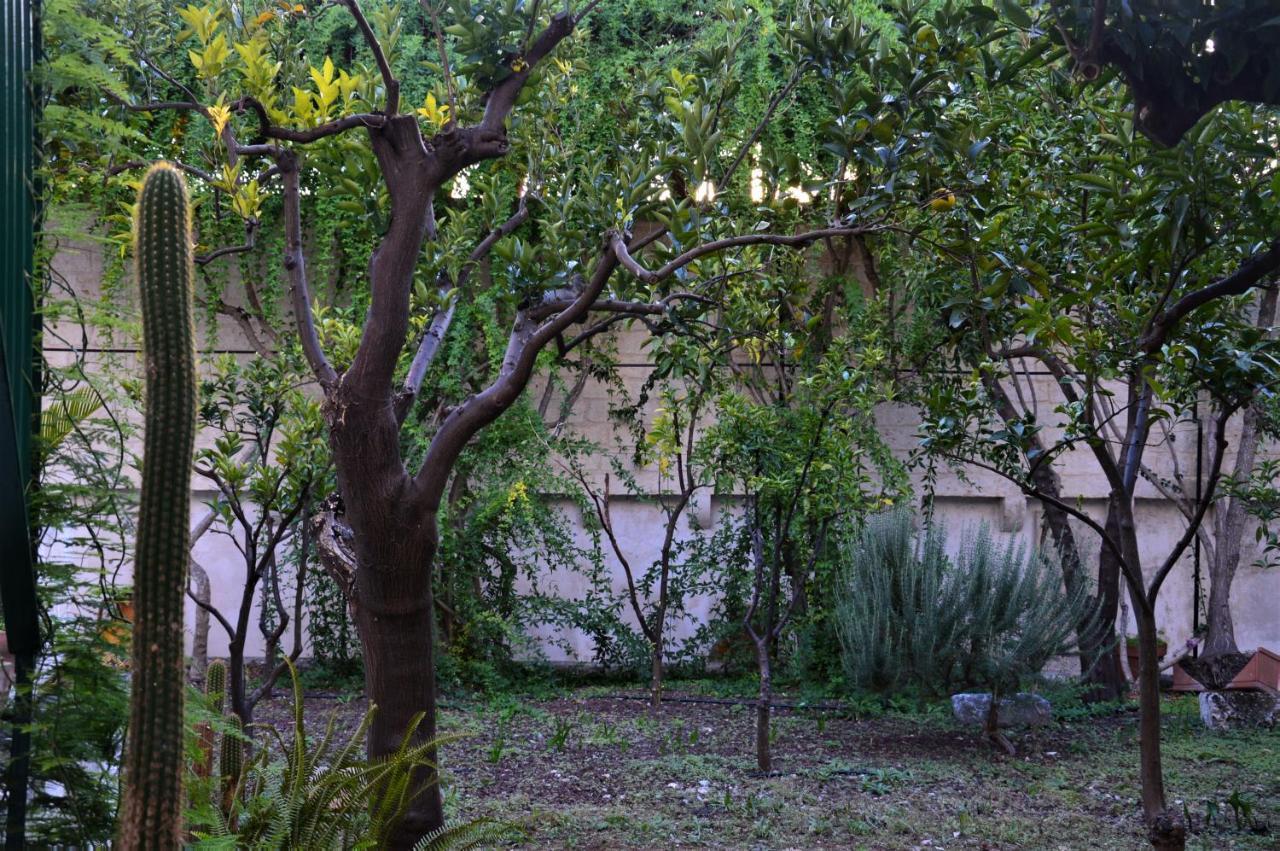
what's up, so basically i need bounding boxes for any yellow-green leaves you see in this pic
[235,35,283,115]
[292,58,362,125]
[179,3,228,80]
[176,3,220,44]
[416,91,451,132]
[231,180,263,220]
[190,33,230,79]
[207,98,231,138]
[309,57,341,113]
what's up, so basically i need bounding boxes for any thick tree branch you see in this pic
[278,151,338,389]
[480,12,576,133]
[343,0,400,114]
[610,225,876,284]
[1140,239,1280,354]
[413,247,620,506]
[399,197,532,417]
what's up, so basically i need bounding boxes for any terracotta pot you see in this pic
[1171,661,1204,693]
[1172,647,1279,693]
[1123,638,1167,681]
[1226,647,1280,692]
[100,599,134,647]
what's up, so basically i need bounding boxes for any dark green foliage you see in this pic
[11,349,134,844]
[119,161,197,849]
[834,510,1094,699]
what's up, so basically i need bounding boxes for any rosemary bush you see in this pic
[834,509,1093,700]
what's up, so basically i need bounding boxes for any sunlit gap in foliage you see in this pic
[451,167,472,199]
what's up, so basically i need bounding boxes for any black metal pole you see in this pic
[3,655,34,849]
[1192,397,1203,647]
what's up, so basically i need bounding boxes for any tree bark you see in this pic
[753,637,772,773]
[1202,286,1276,658]
[985,377,1123,699]
[1115,498,1184,849]
[352,540,443,847]
[649,620,664,713]
[1082,498,1127,700]
[189,559,211,681]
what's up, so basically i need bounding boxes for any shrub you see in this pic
[833,509,1093,701]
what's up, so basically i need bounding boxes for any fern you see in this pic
[187,660,458,849]
[413,818,526,851]
[40,387,103,451]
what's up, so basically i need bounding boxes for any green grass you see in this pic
[424,685,1278,849]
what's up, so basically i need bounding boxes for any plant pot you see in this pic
[1225,647,1280,692]
[100,598,134,647]
[1172,647,1279,692]
[1122,638,1167,682]
[1171,660,1205,692]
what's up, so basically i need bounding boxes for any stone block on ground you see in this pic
[1198,690,1280,731]
[951,692,1052,728]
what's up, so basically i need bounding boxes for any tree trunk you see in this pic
[1133,600,1185,848]
[228,636,251,728]
[1082,498,1127,701]
[1203,279,1276,659]
[753,638,772,773]
[1115,494,1184,849]
[1202,549,1239,658]
[649,625,664,713]
[189,559,210,681]
[352,538,443,848]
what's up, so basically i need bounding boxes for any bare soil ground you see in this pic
[254,685,1278,850]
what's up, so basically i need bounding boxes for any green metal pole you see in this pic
[1,0,42,844]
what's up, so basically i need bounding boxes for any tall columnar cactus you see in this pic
[205,659,227,713]
[119,162,197,850]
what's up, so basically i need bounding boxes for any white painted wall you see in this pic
[42,239,1280,664]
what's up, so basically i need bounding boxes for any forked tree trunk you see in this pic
[1114,500,1184,850]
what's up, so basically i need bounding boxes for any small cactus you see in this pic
[205,659,227,713]
[118,162,198,850]
[195,660,228,779]
[219,713,246,818]
[219,713,245,784]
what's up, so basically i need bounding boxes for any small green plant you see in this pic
[486,735,507,765]
[1225,790,1263,832]
[547,716,575,752]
